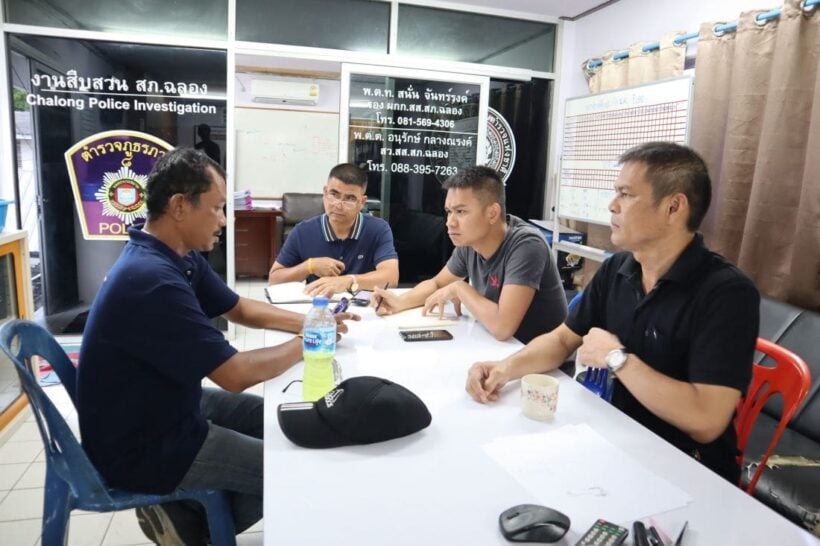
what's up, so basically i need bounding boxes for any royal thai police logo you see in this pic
[64,130,173,240]
[485,108,516,183]
[94,166,147,223]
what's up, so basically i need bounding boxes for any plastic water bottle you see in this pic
[302,296,337,401]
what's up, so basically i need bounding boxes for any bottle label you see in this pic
[303,326,336,353]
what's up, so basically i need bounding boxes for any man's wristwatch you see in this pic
[605,347,629,373]
[349,275,359,294]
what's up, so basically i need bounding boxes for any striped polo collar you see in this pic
[321,213,364,242]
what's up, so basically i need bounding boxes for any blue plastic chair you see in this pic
[0,320,237,546]
[568,291,614,402]
[567,290,584,312]
[582,367,614,402]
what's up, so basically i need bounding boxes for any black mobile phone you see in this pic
[399,329,453,342]
[351,290,374,306]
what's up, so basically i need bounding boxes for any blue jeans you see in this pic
[175,387,264,534]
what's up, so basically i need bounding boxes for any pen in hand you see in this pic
[374,282,389,312]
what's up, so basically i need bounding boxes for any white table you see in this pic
[263,305,817,545]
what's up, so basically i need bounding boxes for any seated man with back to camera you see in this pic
[373,166,567,343]
[268,163,399,297]
[466,143,760,483]
[77,148,357,544]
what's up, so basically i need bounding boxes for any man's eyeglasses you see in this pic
[325,191,360,209]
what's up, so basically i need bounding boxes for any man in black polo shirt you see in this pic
[466,142,759,483]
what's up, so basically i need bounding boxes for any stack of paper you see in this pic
[265,282,347,304]
[234,189,253,211]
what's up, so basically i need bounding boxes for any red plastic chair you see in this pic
[735,337,811,494]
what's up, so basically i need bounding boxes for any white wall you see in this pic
[563,0,774,99]
[548,0,778,218]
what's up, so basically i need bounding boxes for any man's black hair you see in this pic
[197,124,211,139]
[441,166,505,216]
[619,142,712,231]
[146,147,225,220]
[328,163,367,191]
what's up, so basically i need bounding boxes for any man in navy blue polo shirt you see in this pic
[268,163,399,297]
[77,148,357,544]
[466,143,759,483]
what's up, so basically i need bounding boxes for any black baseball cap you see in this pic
[277,376,432,448]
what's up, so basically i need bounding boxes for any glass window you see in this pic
[4,0,228,40]
[9,34,228,332]
[397,5,556,73]
[236,0,389,53]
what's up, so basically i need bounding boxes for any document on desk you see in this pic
[264,282,344,304]
[482,424,691,532]
[381,306,461,330]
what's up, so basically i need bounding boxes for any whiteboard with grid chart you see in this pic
[558,76,693,225]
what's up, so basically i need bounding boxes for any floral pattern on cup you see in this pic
[521,374,559,421]
[522,387,558,412]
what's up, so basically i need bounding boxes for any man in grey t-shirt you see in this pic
[374,166,567,343]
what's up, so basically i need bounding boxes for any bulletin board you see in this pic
[235,107,339,198]
[558,76,693,225]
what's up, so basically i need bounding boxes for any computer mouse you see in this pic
[499,504,571,543]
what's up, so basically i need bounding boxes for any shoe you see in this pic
[136,503,208,545]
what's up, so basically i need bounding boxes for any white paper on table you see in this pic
[265,282,345,304]
[381,306,462,330]
[482,423,692,532]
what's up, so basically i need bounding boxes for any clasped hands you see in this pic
[576,327,624,369]
[465,327,625,403]
[304,258,348,297]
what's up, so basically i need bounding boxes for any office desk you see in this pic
[263,307,815,545]
[235,209,281,278]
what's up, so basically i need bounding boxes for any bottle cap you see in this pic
[312,295,329,306]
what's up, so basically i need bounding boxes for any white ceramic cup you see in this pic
[521,374,560,421]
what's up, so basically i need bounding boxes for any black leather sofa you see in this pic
[741,297,820,537]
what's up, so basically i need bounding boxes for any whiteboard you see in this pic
[235,108,339,198]
[558,76,693,225]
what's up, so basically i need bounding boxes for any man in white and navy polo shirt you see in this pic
[268,163,399,296]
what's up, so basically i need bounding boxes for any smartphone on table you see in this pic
[399,329,453,342]
[351,290,374,306]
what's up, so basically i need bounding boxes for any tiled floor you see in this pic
[0,279,269,545]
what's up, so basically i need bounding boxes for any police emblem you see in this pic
[485,107,516,183]
[64,130,173,240]
[94,166,148,223]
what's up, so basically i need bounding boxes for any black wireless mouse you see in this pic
[499,504,571,543]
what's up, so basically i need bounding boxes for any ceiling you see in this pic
[442,0,611,19]
[238,1,614,75]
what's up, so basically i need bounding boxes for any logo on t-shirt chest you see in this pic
[489,274,500,289]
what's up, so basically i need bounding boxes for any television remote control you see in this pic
[575,519,628,546]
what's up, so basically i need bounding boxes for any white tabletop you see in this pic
[263,305,816,545]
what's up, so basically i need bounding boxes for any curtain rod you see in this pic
[586,0,818,69]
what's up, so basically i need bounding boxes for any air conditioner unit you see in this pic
[250,80,320,106]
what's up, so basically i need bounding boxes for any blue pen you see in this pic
[332,297,349,314]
